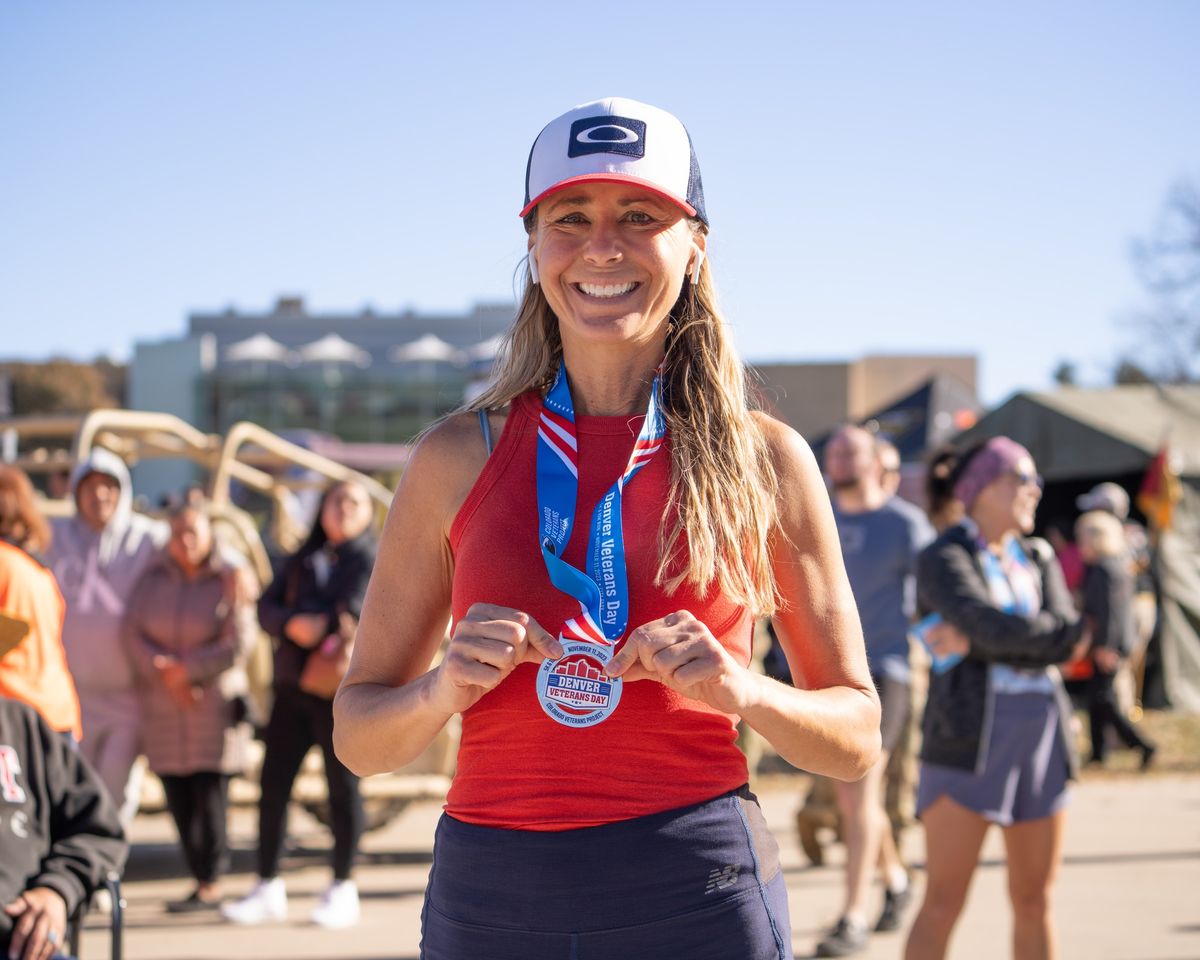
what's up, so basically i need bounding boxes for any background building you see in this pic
[128,296,513,497]
[132,296,512,438]
[750,353,979,442]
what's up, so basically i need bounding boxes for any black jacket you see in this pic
[916,523,1082,774]
[257,533,377,688]
[0,697,126,949]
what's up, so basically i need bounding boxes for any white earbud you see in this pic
[689,247,705,285]
[529,250,539,285]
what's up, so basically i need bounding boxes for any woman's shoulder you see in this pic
[919,523,975,567]
[747,410,817,476]
[398,404,517,529]
[412,405,512,472]
[1019,535,1056,567]
[0,538,41,574]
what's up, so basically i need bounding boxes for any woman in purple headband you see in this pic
[905,437,1086,960]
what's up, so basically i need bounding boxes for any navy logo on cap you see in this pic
[567,115,646,159]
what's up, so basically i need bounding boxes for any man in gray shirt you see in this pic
[815,425,934,957]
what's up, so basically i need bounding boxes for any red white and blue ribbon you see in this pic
[536,361,666,649]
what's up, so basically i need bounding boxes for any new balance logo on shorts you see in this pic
[704,864,739,894]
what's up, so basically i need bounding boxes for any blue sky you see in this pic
[2,1,1197,404]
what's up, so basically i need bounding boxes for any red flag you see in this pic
[1137,446,1181,531]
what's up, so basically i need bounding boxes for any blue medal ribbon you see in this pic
[536,361,666,650]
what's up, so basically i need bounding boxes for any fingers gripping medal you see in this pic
[535,362,665,727]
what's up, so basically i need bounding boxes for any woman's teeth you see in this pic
[577,282,636,299]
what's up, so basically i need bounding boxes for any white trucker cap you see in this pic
[521,97,708,226]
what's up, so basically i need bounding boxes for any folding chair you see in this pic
[66,871,123,960]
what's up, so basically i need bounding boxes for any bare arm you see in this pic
[332,411,561,776]
[734,416,880,779]
[607,415,880,781]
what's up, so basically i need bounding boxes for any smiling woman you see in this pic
[333,97,882,960]
[906,437,1085,960]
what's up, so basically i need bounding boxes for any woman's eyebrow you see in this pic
[617,196,667,208]
[547,194,590,210]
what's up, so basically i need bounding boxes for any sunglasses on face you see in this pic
[1012,469,1044,490]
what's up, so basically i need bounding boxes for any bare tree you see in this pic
[1126,178,1200,382]
[1052,360,1078,386]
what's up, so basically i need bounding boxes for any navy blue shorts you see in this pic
[420,786,793,960]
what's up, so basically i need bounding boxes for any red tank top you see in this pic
[446,390,751,830]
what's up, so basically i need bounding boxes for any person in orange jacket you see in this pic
[0,466,81,742]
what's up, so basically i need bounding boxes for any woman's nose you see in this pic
[582,222,622,264]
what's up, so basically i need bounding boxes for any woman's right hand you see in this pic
[285,613,329,648]
[431,603,563,714]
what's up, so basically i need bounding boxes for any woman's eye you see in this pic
[556,212,587,224]
[625,211,654,224]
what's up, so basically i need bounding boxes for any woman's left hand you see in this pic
[604,610,758,714]
[925,621,971,660]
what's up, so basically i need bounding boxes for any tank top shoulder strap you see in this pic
[477,408,494,457]
[450,392,538,550]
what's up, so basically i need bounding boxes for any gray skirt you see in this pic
[917,691,1070,826]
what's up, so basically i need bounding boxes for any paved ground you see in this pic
[80,772,1200,960]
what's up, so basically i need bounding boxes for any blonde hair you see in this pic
[466,222,780,615]
[1075,510,1126,559]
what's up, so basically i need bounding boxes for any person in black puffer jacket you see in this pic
[905,438,1085,960]
[222,480,377,931]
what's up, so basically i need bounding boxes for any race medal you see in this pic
[536,641,623,727]
[534,361,665,728]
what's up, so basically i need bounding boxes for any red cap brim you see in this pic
[520,173,698,220]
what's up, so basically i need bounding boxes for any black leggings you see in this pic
[1087,669,1150,760]
[258,684,363,881]
[160,772,230,885]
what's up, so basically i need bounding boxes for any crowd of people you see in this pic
[0,96,1168,960]
[802,435,1160,959]
[0,456,379,956]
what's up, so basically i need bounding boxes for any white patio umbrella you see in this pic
[464,334,504,362]
[389,334,463,364]
[296,334,371,368]
[224,333,295,365]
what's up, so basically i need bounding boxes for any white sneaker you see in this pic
[310,880,360,929]
[220,878,287,925]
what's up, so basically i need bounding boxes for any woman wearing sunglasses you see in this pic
[905,437,1086,960]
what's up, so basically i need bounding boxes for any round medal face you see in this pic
[536,640,622,727]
